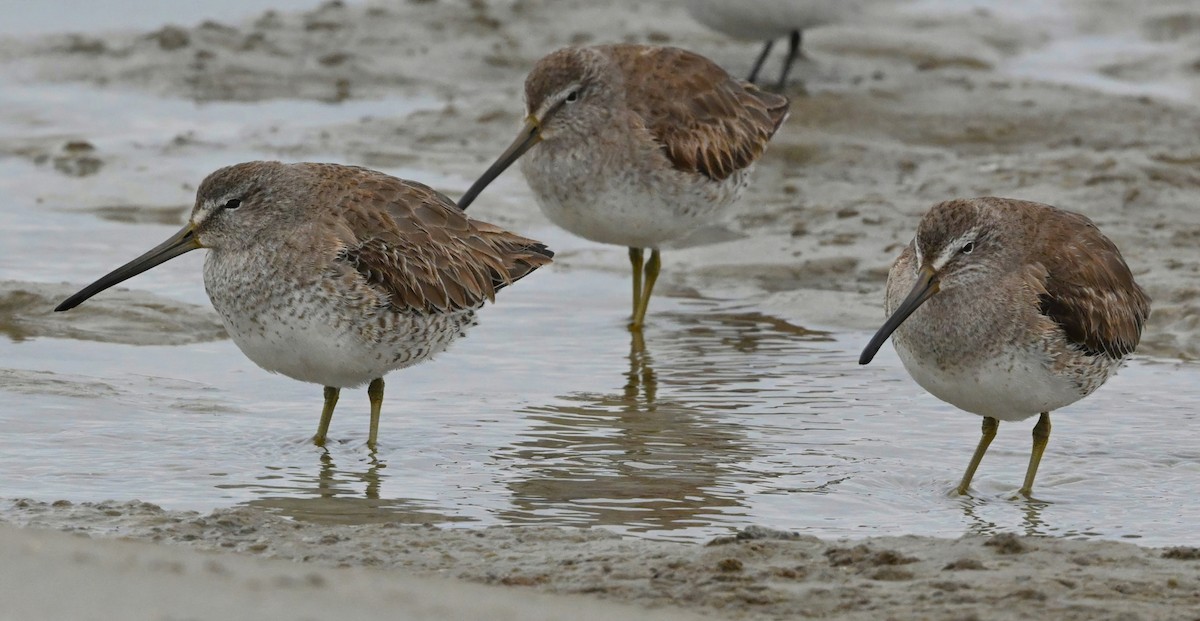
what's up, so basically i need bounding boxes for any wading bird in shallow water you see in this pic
[859,197,1150,497]
[456,43,788,331]
[683,0,879,90]
[56,161,553,448]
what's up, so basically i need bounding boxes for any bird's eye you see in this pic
[565,90,580,103]
[223,198,242,210]
[960,241,974,254]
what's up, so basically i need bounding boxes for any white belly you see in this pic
[520,149,747,249]
[684,0,870,39]
[895,343,1091,421]
[218,304,473,389]
[204,254,476,389]
[532,182,734,249]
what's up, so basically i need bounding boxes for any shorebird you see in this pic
[683,0,876,89]
[56,161,553,448]
[858,197,1150,497]
[457,44,789,331]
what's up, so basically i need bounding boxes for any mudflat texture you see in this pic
[3,1,1200,620]
[1,0,1196,358]
[6,499,1200,621]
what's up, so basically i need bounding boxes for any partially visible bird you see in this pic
[683,0,879,89]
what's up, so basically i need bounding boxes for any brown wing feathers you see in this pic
[611,45,789,182]
[335,170,552,314]
[1036,211,1150,359]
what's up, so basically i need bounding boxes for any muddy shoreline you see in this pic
[7,499,1200,621]
[2,1,1197,358]
[3,1,1200,619]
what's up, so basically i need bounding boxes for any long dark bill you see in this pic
[456,116,542,211]
[858,266,939,365]
[55,224,201,312]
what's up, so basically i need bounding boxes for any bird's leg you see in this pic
[631,249,661,331]
[629,247,644,324]
[748,39,776,84]
[777,29,802,91]
[367,377,385,449]
[314,386,340,446]
[1019,412,1051,497]
[957,416,998,494]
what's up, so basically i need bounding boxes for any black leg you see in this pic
[748,39,775,83]
[777,29,802,90]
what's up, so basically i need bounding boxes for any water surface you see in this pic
[2,249,1197,544]
[2,9,1199,546]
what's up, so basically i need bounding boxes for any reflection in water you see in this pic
[958,492,1052,538]
[1019,498,1052,536]
[225,449,468,525]
[8,266,1195,543]
[624,330,656,408]
[498,305,833,537]
[2,59,1199,545]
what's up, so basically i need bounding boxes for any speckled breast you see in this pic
[202,251,476,389]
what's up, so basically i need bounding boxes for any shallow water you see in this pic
[3,5,1200,546]
[2,220,1199,544]
[4,272,1200,544]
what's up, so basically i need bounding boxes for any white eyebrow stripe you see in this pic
[534,82,583,118]
[931,230,977,271]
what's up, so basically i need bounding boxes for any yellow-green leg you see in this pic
[367,377,385,449]
[629,248,644,323]
[630,249,661,331]
[1019,412,1051,497]
[957,416,999,495]
[314,386,340,446]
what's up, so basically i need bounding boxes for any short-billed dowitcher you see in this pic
[858,197,1150,496]
[56,161,553,448]
[683,0,877,89]
[457,44,789,331]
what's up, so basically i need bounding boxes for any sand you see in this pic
[6,499,1200,620]
[3,0,1200,619]
[0,514,705,621]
